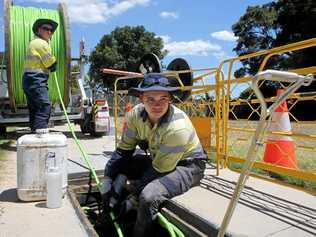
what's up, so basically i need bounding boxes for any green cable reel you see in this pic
[4,0,71,110]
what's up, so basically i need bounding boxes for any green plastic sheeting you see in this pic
[9,5,66,105]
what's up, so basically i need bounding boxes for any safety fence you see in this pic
[216,38,316,189]
[113,38,316,190]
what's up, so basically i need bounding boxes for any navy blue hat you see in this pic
[32,18,58,35]
[128,73,180,96]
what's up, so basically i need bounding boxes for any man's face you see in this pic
[38,24,54,41]
[140,91,171,124]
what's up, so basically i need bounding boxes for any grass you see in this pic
[225,120,316,191]
[228,161,316,191]
[113,114,316,190]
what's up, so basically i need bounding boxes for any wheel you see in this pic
[89,123,105,137]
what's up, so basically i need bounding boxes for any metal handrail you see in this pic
[217,70,314,237]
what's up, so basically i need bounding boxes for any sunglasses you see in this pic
[140,76,171,88]
[41,26,53,32]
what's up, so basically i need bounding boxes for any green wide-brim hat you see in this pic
[32,18,58,35]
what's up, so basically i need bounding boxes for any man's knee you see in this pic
[138,181,168,216]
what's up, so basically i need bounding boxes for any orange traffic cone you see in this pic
[122,102,132,133]
[263,89,297,169]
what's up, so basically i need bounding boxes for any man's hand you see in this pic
[116,194,139,220]
[100,177,112,212]
[48,61,57,72]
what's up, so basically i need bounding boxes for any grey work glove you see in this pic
[116,194,139,220]
[100,177,113,212]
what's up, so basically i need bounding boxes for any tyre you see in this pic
[90,124,105,137]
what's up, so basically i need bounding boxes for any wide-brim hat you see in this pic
[32,18,58,35]
[128,73,180,97]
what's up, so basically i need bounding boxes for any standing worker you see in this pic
[22,18,58,133]
[101,73,208,237]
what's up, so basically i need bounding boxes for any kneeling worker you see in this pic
[22,18,58,133]
[101,73,208,237]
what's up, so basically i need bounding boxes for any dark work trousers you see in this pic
[108,154,206,237]
[22,72,51,131]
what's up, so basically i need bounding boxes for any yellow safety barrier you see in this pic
[112,38,316,190]
[216,38,316,188]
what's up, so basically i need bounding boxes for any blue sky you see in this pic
[0,0,271,74]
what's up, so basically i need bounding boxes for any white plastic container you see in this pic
[17,132,67,201]
[46,167,63,208]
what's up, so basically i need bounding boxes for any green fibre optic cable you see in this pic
[10,6,66,105]
[52,73,101,189]
[53,72,184,237]
[53,72,124,237]
[157,213,185,237]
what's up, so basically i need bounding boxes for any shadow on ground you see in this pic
[0,188,19,203]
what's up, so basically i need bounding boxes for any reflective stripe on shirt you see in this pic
[159,144,185,153]
[24,38,56,73]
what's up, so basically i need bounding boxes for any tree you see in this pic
[275,0,316,72]
[232,0,316,120]
[232,3,279,77]
[89,26,167,91]
[232,0,316,77]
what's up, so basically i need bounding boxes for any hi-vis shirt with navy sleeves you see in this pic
[119,104,207,173]
[24,38,56,74]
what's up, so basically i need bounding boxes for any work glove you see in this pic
[100,177,113,212]
[48,61,57,72]
[116,194,139,220]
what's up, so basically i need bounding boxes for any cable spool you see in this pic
[4,0,71,110]
[138,53,162,74]
[167,58,193,101]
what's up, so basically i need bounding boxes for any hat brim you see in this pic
[128,85,180,97]
[32,19,58,35]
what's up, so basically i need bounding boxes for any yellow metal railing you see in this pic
[112,38,316,188]
[216,38,316,184]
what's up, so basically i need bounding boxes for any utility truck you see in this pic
[0,0,110,137]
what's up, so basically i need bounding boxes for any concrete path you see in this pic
[0,123,115,237]
[1,123,315,237]
[169,166,316,236]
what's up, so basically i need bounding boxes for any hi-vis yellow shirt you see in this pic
[24,38,56,74]
[119,104,206,173]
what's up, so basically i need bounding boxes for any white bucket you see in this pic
[17,132,67,201]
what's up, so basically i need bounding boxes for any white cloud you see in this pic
[160,35,222,56]
[158,35,171,43]
[212,51,226,60]
[159,11,178,19]
[20,0,150,24]
[211,30,237,41]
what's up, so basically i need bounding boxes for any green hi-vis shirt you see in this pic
[24,38,56,74]
[119,104,205,173]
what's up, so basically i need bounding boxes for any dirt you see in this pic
[0,142,17,188]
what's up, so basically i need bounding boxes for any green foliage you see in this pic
[233,1,316,121]
[232,0,316,77]
[275,0,316,70]
[89,25,167,91]
[232,3,279,77]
